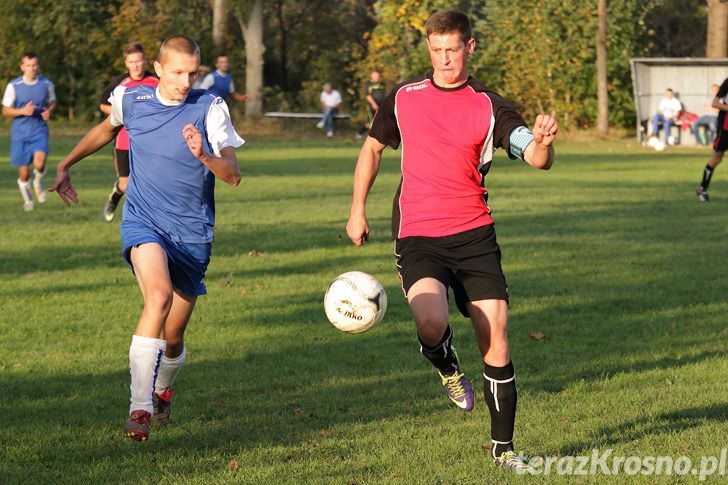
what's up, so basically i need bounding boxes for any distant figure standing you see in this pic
[651,88,682,144]
[696,78,728,202]
[356,70,386,140]
[692,84,719,146]
[2,52,56,212]
[316,82,342,138]
[198,55,248,103]
[99,42,159,223]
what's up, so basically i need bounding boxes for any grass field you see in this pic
[1,129,727,484]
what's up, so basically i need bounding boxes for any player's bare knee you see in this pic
[165,339,184,357]
[145,287,174,317]
[415,317,449,343]
[710,152,724,167]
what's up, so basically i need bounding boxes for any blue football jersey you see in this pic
[207,71,233,100]
[115,85,228,243]
[6,76,54,140]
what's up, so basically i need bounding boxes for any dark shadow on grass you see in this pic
[557,403,728,456]
[0,332,443,483]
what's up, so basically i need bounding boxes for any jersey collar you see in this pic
[427,71,473,92]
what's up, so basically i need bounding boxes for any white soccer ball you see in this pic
[653,140,666,151]
[324,271,387,333]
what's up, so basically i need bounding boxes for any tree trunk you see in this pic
[707,0,728,57]
[275,0,289,92]
[212,0,228,54]
[238,0,264,117]
[597,0,608,135]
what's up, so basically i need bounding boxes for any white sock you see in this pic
[129,335,167,414]
[32,168,46,189]
[17,179,32,204]
[155,345,187,395]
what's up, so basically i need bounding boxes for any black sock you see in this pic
[418,325,459,375]
[110,181,124,204]
[483,361,517,459]
[701,164,715,190]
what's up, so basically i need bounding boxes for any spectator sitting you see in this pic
[316,82,342,138]
[691,84,720,146]
[651,88,682,144]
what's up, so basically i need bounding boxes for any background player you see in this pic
[356,70,386,140]
[197,54,248,103]
[696,77,728,202]
[50,35,244,442]
[99,42,159,222]
[2,52,56,211]
[346,10,558,472]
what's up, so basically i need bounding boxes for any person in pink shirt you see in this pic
[99,42,159,222]
[346,9,558,473]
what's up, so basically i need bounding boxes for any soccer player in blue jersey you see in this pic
[197,55,248,103]
[50,35,244,442]
[2,53,56,211]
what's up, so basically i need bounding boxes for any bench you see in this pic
[264,112,351,120]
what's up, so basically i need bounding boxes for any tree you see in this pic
[597,0,609,135]
[212,0,228,54]
[707,0,728,57]
[233,0,264,117]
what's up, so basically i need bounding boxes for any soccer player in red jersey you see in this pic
[99,42,159,222]
[346,10,558,472]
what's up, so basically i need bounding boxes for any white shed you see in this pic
[630,57,728,144]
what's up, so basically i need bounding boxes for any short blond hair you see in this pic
[159,35,200,63]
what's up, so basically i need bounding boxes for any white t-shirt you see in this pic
[320,89,342,109]
[658,97,682,119]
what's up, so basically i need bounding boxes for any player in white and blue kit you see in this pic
[51,35,243,442]
[198,55,248,103]
[2,52,56,211]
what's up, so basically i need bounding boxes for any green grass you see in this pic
[1,131,727,484]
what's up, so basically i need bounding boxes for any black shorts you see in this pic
[394,224,508,318]
[115,149,130,177]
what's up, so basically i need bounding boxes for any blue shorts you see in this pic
[121,221,212,297]
[10,133,49,167]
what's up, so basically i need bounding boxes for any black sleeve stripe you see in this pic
[368,75,428,150]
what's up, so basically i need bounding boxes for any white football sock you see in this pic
[155,345,187,394]
[32,167,46,189]
[128,335,167,414]
[17,179,32,204]
[32,169,46,202]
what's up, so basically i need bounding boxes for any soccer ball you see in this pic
[324,271,387,333]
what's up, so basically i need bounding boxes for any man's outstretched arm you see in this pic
[50,117,120,205]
